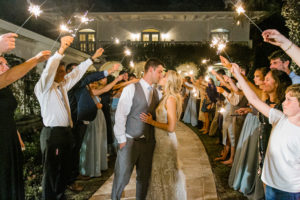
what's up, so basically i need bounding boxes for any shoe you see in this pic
[76,174,91,181]
[67,182,84,192]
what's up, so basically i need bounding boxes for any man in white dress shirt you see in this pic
[111,58,164,200]
[34,36,105,200]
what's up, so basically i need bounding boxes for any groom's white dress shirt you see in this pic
[114,78,162,144]
[34,52,93,127]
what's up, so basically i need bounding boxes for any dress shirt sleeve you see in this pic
[34,52,64,96]
[114,84,135,143]
[63,58,93,91]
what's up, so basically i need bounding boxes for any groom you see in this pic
[112,58,164,200]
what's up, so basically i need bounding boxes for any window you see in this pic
[210,28,229,42]
[141,28,160,42]
[79,29,96,54]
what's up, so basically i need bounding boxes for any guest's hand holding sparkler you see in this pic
[58,36,74,55]
[220,55,232,70]
[0,33,18,54]
[262,29,300,68]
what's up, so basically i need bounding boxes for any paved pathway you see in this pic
[90,122,218,200]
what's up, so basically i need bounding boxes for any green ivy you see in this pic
[282,0,300,74]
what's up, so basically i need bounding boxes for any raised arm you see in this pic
[140,96,177,132]
[262,29,300,67]
[0,51,51,89]
[231,63,271,117]
[210,69,232,90]
[34,36,73,94]
[64,48,110,91]
[92,75,124,96]
[112,78,139,90]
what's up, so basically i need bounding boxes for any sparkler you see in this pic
[210,37,232,62]
[189,70,194,75]
[219,107,226,113]
[235,5,263,33]
[15,1,46,34]
[130,60,134,68]
[120,48,132,63]
[72,11,94,37]
[202,59,208,64]
[205,76,210,82]
[50,18,73,51]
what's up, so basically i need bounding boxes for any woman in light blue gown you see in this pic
[228,68,268,195]
[182,78,198,126]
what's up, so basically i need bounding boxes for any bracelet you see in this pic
[283,41,293,52]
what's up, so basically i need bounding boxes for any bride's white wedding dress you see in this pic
[146,99,187,200]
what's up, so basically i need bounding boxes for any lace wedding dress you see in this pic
[146,99,187,200]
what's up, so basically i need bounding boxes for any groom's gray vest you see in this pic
[125,82,159,141]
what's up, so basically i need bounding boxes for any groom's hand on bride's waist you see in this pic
[119,142,126,150]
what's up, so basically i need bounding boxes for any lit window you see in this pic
[88,34,95,42]
[79,34,86,42]
[152,34,159,42]
[141,28,160,42]
[210,28,229,41]
[78,29,96,54]
[143,34,150,41]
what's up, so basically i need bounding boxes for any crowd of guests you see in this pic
[0,28,300,200]
[181,29,300,200]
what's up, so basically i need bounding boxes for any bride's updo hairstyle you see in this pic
[162,70,183,120]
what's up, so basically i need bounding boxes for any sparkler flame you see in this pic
[219,107,226,113]
[236,6,245,15]
[29,4,42,18]
[205,76,210,82]
[125,49,131,56]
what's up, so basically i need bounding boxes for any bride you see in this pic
[140,70,187,200]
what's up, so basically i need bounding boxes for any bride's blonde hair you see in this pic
[160,70,183,120]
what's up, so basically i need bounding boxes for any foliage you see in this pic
[104,42,253,77]
[281,0,300,74]
[19,123,43,200]
[4,54,41,120]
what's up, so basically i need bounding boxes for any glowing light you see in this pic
[236,6,245,15]
[237,20,241,26]
[217,43,226,52]
[194,93,197,97]
[161,33,170,41]
[29,4,42,18]
[130,33,140,41]
[208,66,213,72]
[189,71,194,75]
[130,60,134,68]
[210,37,220,47]
[124,49,131,56]
[115,38,120,44]
[60,24,73,33]
[202,59,208,64]
[205,76,210,82]
[178,70,182,74]
[219,107,226,113]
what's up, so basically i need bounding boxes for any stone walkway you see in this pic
[90,122,218,200]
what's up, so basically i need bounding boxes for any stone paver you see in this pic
[90,122,218,200]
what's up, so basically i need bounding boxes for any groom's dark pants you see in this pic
[111,137,155,200]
